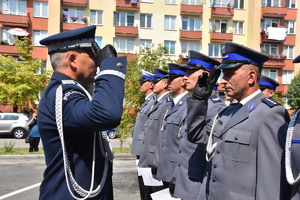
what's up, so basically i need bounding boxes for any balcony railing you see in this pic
[62,22,87,31]
[62,0,87,7]
[115,25,138,37]
[211,4,234,17]
[180,30,202,40]
[116,0,140,11]
[0,44,20,56]
[181,4,203,15]
[210,32,233,42]
[261,3,287,17]
[0,12,29,27]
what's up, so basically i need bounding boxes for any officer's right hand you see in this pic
[192,66,221,100]
[100,44,117,60]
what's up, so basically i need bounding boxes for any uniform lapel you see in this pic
[165,93,188,118]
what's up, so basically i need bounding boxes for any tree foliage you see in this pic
[0,37,50,112]
[287,72,300,111]
[116,43,179,147]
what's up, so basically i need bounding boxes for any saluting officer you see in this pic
[190,42,290,200]
[155,63,189,188]
[285,55,300,200]
[171,52,225,200]
[130,69,156,200]
[259,74,280,98]
[38,26,126,200]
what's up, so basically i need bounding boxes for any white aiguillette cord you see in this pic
[285,109,300,186]
[55,82,114,199]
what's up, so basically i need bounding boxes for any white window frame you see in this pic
[139,39,152,50]
[208,44,221,58]
[164,41,176,55]
[261,69,278,81]
[285,20,296,34]
[210,19,228,33]
[260,19,280,31]
[262,0,281,7]
[1,0,26,16]
[182,17,201,31]
[114,12,134,27]
[165,0,176,4]
[113,38,134,53]
[234,0,245,9]
[140,14,152,28]
[181,42,201,54]
[90,10,103,25]
[33,30,48,46]
[286,0,297,8]
[33,1,48,18]
[210,0,231,7]
[233,21,244,34]
[282,70,294,84]
[164,15,176,30]
[1,28,17,45]
[63,8,84,23]
[283,45,295,59]
[260,43,279,55]
[182,0,202,5]
[140,0,153,2]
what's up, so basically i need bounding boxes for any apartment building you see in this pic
[0,0,299,110]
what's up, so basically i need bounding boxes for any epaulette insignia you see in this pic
[261,98,281,107]
[166,97,173,102]
[210,94,223,103]
[61,80,76,84]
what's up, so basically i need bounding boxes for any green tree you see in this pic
[287,72,300,111]
[0,37,50,112]
[116,43,179,148]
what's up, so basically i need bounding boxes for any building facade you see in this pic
[0,0,299,110]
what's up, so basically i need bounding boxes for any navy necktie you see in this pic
[232,102,243,115]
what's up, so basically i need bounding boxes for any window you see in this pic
[285,21,296,34]
[260,44,279,55]
[114,12,134,27]
[1,28,16,45]
[262,0,281,7]
[95,37,102,48]
[33,1,48,18]
[234,0,245,9]
[283,45,295,59]
[1,0,26,16]
[182,17,201,31]
[90,10,103,25]
[261,69,278,81]
[165,0,176,4]
[282,96,291,109]
[181,42,201,53]
[140,14,152,28]
[140,39,152,51]
[208,44,221,57]
[286,0,297,8]
[140,0,153,2]
[210,19,228,33]
[33,30,48,46]
[210,0,231,7]
[164,16,176,30]
[260,19,280,31]
[164,41,176,55]
[233,21,244,34]
[182,0,202,5]
[114,38,134,53]
[63,8,84,23]
[282,70,294,84]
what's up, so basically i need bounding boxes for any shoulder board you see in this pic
[166,97,173,102]
[261,98,281,107]
[61,80,76,84]
[209,94,223,103]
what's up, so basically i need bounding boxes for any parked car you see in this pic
[0,113,29,139]
[104,128,117,139]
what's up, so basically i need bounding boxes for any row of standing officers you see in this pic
[131,42,300,200]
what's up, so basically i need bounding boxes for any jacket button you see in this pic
[212,178,216,182]
[117,62,123,68]
[217,149,220,154]
[213,164,217,168]
[235,136,238,140]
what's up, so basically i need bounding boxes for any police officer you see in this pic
[130,69,156,200]
[285,55,300,200]
[259,74,280,98]
[38,26,126,200]
[155,63,189,188]
[171,52,225,200]
[189,42,290,200]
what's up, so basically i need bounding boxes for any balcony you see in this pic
[0,44,20,56]
[0,13,29,27]
[262,3,287,17]
[62,0,87,7]
[180,30,202,40]
[62,22,87,31]
[116,0,140,11]
[260,28,286,43]
[181,4,203,15]
[210,32,233,42]
[264,59,286,68]
[115,26,138,37]
[211,4,234,18]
